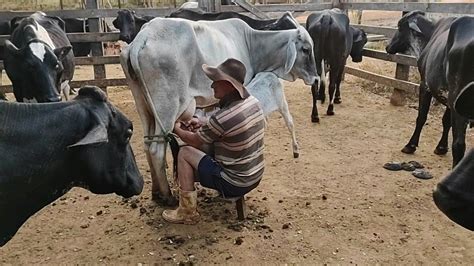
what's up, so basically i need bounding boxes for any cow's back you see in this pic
[307,9,351,64]
[446,16,474,105]
[418,17,456,91]
[129,18,252,107]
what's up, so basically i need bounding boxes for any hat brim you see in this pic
[202,64,250,99]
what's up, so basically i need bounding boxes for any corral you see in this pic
[0,0,473,264]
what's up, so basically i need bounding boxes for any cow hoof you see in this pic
[434,147,448,155]
[311,116,320,123]
[327,110,335,116]
[334,98,342,104]
[293,152,299,159]
[401,145,416,154]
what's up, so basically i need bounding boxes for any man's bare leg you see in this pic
[177,146,206,191]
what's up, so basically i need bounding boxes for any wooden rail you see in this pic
[340,2,474,15]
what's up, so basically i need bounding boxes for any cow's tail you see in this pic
[318,14,331,92]
[319,14,331,58]
[127,40,181,180]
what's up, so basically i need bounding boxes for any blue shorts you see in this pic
[196,155,259,198]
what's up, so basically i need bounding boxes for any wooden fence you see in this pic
[0,1,473,105]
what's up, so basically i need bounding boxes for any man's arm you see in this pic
[174,122,204,149]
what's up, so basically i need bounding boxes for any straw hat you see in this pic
[202,58,250,98]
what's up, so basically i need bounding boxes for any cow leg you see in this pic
[311,59,323,123]
[317,61,327,103]
[311,81,320,123]
[402,84,432,154]
[451,112,468,167]
[122,75,174,205]
[434,107,451,155]
[334,80,342,104]
[327,67,342,116]
[275,86,299,158]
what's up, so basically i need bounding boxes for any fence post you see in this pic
[86,0,107,93]
[214,0,221,12]
[390,64,409,106]
[198,0,210,11]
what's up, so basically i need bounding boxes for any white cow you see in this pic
[120,17,317,204]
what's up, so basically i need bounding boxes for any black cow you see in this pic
[0,20,11,60]
[63,18,91,57]
[386,11,474,166]
[167,9,298,30]
[433,83,474,231]
[306,8,367,122]
[4,12,74,102]
[112,9,155,44]
[0,86,144,247]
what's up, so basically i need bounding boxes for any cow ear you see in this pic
[284,40,297,74]
[409,21,422,34]
[54,46,72,60]
[68,123,109,148]
[10,16,24,33]
[4,40,21,56]
[47,16,66,31]
[454,81,474,119]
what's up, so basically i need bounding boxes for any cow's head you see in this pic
[386,10,430,56]
[113,9,141,44]
[4,39,71,102]
[68,86,144,198]
[278,26,318,86]
[433,147,474,231]
[262,11,299,31]
[350,27,367,63]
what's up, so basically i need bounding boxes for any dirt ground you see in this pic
[1,61,474,263]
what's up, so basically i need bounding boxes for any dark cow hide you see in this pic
[0,86,144,246]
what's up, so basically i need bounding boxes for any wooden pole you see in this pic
[86,0,107,93]
[390,64,410,106]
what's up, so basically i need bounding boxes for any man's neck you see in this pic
[219,91,243,108]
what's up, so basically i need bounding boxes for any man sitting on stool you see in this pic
[162,58,265,224]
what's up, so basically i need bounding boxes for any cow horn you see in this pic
[4,40,21,55]
[409,21,422,34]
[68,123,108,148]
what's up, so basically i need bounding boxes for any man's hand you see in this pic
[187,117,203,132]
[173,120,204,148]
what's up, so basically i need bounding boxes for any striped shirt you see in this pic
[197,95,265,187]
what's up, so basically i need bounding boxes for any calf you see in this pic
[112,9,155,44]
[247,72,300,158]
[4,12,74,102]
[0,86,144,247]
[306,8,367,122]
[386,11,474,166]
